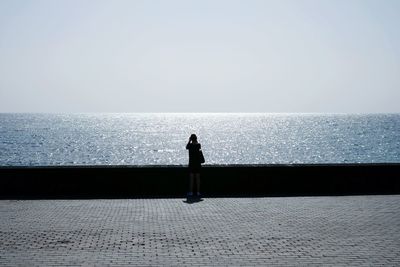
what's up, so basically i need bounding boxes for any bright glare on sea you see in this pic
[0,113,399,166]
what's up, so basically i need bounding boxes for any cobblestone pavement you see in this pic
[1,196,400,266]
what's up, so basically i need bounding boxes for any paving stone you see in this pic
[0,196,400,266]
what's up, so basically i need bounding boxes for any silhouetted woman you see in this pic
[186,134,202,198]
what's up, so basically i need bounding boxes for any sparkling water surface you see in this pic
[0,113,399,166]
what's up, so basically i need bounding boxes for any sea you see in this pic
[0,113,399,166]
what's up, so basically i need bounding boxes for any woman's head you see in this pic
[190,134,197,142]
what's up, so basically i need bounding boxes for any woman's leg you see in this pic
[195,173,201,195]
[188,173,194,195]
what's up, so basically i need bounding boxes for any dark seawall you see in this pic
[1,164,399,199]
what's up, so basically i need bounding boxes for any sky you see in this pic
[0,0,399,113]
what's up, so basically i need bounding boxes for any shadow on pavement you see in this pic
[183,198,204,204]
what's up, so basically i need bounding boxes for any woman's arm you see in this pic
[186,138,191,149]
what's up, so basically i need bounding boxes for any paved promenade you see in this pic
[1,196,400,266]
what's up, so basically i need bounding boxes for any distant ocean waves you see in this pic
[0,113,399,166]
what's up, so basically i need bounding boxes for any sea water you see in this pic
[0,113,399,166]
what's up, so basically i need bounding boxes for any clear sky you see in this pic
[0,0,399,113]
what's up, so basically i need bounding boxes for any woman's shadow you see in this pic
[183,197,204,204]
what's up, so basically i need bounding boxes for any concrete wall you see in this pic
[0,164,399,199]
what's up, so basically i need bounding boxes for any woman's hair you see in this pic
[190,134,197,142]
